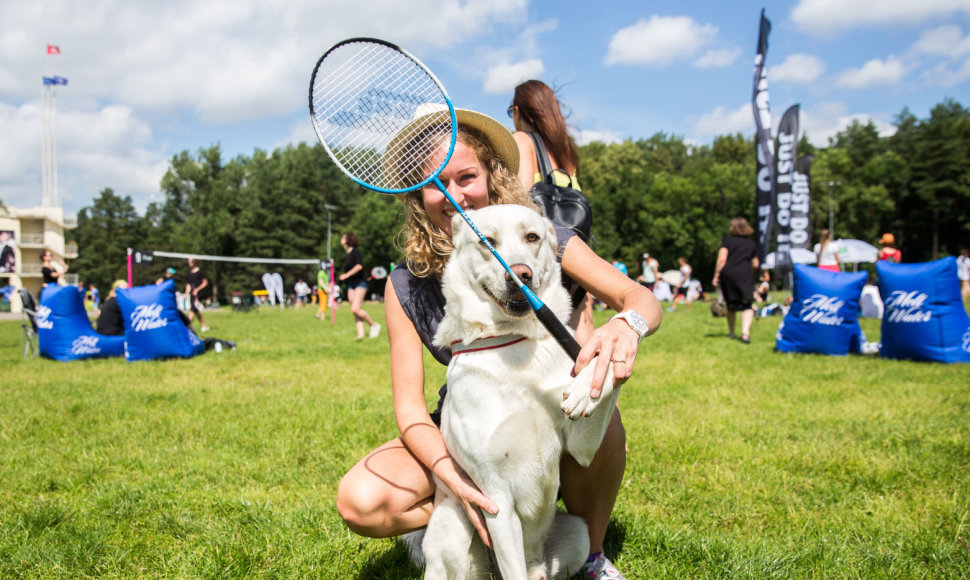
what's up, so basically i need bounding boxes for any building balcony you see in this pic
[63,215,77,228]
[20,233,45,246]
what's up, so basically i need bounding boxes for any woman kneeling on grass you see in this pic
[335,107,662,579]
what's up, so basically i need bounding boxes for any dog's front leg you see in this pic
[422,485,490,579]
[481,489,535,580]
[560,361,621,467]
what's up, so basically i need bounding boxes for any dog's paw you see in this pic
[560,362,614,420]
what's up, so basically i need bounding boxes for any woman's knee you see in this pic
[336,472,388,536]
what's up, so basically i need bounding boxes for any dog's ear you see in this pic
[545,218,558,255]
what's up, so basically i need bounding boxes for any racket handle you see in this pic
[535,304,582,361]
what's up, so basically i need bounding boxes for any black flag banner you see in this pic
[773,104,799,269]
[752,8,774,263]
[792,154,813,252]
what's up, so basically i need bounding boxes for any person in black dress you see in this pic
[712,217,760,343]
[338,232,380,339]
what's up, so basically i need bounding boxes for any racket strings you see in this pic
[310,40,451,191]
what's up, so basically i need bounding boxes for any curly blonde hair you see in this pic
[401,125,538,278]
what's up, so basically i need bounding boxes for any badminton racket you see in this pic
[308,37,580,360]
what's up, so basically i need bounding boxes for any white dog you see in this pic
[410,205,620,579]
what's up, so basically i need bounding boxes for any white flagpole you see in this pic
[51,87,59,206]
[42,49,50,205]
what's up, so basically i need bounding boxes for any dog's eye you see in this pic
[525,232,540,243]
[481,237,496,248]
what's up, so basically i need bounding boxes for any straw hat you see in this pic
[384,104,518,190]
[879,233,895,245]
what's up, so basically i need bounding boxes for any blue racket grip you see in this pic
[535,303,581,361]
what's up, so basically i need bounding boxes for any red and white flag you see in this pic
[47,45,61,55]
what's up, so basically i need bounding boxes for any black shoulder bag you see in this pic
[527,132,592,243]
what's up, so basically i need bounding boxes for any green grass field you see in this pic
[1,301,968,578]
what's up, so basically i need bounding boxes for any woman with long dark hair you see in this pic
[508,80,596,341]
[508,80,579,190]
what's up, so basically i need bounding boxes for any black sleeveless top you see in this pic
[390,223,579,367]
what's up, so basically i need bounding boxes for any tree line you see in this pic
[70,99,970,302]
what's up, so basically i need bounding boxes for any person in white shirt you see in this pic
[669,257,693,311]
[813,229,841,272]
[294,279,311,308]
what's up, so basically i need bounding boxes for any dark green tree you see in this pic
[72,188,147,293]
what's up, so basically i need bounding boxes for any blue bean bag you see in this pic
[877,257,970,363]
[775,264,867,356]
[36,284,126,361]
[117,279,204,361]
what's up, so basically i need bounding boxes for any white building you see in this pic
[0,204,78,312]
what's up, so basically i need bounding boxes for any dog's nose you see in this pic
[507,264,533,286]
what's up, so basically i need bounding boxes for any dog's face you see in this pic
[435,205,570,345]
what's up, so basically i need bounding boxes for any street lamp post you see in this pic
[324,204,337,262]
[824,181,841,235]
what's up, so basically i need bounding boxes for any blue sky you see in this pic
[1,0,968,215]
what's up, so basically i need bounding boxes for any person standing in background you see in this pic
[294,279,311,309]
[185,258,210,332]
[814,230,841,272]
[669,257,693,311]
[41,250,66,286]
[338,232,380,339]
[316,262,330,320]
[712,217,760,343]
[637,252,658,292]
[878,233,902,263]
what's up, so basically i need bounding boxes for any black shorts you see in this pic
[676,286,689,296]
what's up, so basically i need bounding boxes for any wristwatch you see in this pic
[610,310,649,341]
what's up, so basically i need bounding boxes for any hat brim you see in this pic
[384,107,518,191]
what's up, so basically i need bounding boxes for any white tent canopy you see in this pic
[763,248,817,269]
[835,239,879,264]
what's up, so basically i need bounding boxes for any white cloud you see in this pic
[693,47,742,68]
[690,104,753,140]
[0,101,167,212]
[605,15,718,67]
[575,128,623,146]
[836,56,907,89]
[792,0,970,36]
[771,54,826,84]
[482,59,545,95]
[800,102,897,146]
[0,0,528,117]
[925,57,970,86]
[912,25,970,59]
[0,0,530,212]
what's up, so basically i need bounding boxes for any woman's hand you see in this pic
[436,457,498,548]
[573,317,641,399]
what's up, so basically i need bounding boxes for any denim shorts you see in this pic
[347,280,368,290]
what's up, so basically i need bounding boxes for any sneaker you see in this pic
[579,553,626,579]
[369,323,381,338]
[666,307,676,312]
[200,325,210,332]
